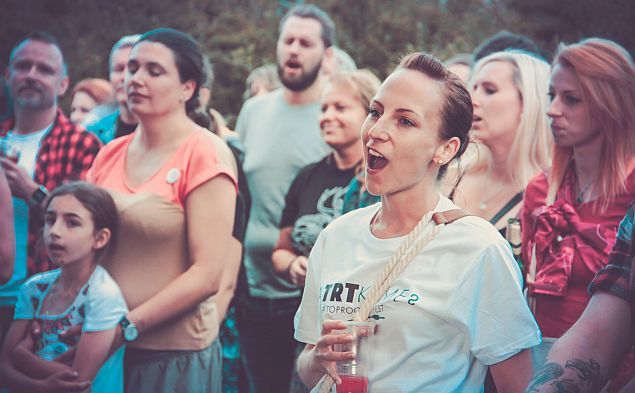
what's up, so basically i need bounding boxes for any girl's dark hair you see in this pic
[44,182,118,258]
[397,52,473,179]
[137,28,206,115]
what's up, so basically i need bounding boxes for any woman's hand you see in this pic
[37,370,91,393]
[312,320,355,384]
[287,256,308,287]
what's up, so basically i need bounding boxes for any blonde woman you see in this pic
[448,51,551,237]
[273,70,380,287]
[272,70,380,393]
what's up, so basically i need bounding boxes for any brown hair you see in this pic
[548,38,635,211]
[397,52,473,178]
[45,182,118,259]
[279,4,336,48]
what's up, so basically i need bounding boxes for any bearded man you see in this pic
[234,4,335,393]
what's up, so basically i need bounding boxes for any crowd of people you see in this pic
[0,3,633,393]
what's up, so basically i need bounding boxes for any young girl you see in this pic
[0,181,127,393]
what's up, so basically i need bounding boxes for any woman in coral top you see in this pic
[87,28,237,392]
[522,38,635,372]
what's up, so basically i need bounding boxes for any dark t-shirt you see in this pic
[279,155,357,256]
[115,118,136,139]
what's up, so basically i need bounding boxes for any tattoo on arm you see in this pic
[525,359,601,393]
[565,359,600,386]
[526,363,565,392]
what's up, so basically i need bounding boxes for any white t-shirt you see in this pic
[15,265,128,393]
[294,195,541,393]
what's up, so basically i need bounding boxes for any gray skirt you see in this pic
[124,339,222,393]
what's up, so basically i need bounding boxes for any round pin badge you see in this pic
[166,168,181,184]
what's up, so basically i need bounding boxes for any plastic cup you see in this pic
[333,321,374,393]
[0,140,20,163]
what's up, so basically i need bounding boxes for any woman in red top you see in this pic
[522,38,635,373]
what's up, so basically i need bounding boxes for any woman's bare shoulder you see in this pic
[199,128,238,176]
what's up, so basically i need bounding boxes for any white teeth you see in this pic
[368,149,384,158]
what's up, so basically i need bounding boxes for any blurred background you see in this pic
[1,0,633,127]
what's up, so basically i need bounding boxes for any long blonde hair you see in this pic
[548,38,635,211]
[471,51,552,189]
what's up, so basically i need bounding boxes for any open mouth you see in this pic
[551,125,565,134]
[48,244,65,252]
[285,59,302,70]
[367,148,388,170]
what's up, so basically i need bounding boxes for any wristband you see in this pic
[28,185,48,208]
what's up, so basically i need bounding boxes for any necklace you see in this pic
[41,280,84,316]
[576,182,593,204]
[575,169,594,204]
[478,178,508,210]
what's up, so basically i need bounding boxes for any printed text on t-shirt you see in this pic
[320,282,421,319]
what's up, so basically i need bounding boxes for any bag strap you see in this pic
[317,208,471,393]
[489,191,523,226]
[525,246,538,314]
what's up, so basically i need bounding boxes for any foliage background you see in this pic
[1,0,633,127]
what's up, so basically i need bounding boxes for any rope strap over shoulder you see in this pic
[316,208,471,393]
[432,209,472,225]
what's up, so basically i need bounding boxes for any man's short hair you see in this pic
[279,4,336,48]
[472,30,545,63]
[9,31,67,75]
[108,34,141,70]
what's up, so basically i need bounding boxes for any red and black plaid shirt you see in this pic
[589,205,635,346]
[0,109,102,274]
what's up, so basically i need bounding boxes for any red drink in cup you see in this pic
[5,151,19,164]
[334,321,374,393]
[337,374,369,393]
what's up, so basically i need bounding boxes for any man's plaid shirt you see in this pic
[0,109,102,274]
[589,205,634,345]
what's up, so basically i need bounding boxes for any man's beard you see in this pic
[12,84,53,111]
[278,61,322,92]
[14,93,52,111]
